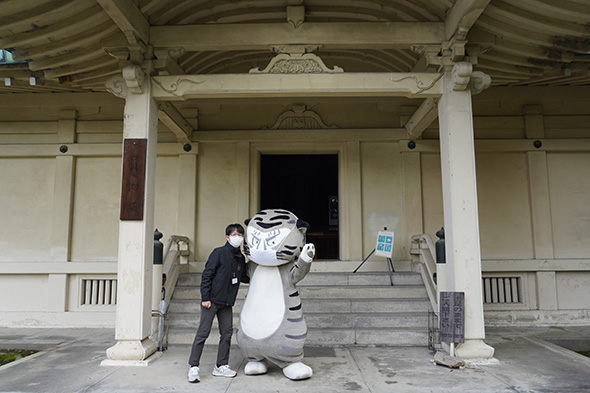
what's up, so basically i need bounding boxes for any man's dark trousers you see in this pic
[188,303,233,367]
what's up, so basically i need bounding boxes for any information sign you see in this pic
[439,291,465,344]
[375,230,394,258]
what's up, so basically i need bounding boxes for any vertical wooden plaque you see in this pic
[120,139,147,220]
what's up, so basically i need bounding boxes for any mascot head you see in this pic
[244,209,309,266]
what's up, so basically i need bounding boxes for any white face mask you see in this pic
[229,235,243,248]
[248,248,281,266]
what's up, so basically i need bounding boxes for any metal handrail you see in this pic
[411,234,438,313]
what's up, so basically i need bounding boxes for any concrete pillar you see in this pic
[437,63,494,359]
[104,66,158,363]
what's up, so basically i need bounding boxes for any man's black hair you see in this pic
[226,223,244,236]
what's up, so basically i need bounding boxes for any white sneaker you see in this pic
[188,366,200,383]
[212,364,237,378]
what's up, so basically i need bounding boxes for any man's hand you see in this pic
[300,243,315,263]
[202,301,211,308]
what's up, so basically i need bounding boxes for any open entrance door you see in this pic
[260,154,339,259]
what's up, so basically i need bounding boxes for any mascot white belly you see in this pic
[240,266,284,339]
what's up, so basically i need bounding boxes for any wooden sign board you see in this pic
[439,291,465,344]
[120,139,147,220]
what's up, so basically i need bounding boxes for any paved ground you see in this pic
[1,326,589,392]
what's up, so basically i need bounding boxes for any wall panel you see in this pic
[195,143,240,261]
[548,152,590,258]
[0,158,55,261]
[556,272,590,310]
[70,157,121,261]
[420,153,444,243]
[360,142,405,259]
[0,275,48,311]
[476,153,533,259]
[154,156,180,241]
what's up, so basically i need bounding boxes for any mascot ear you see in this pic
[245,218,251,226]
[297,219,310,234]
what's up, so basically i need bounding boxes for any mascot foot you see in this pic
[244,360,268,375]
[283,362,312,380]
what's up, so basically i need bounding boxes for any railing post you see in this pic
[435,227,447,293]
[152,229,164,311]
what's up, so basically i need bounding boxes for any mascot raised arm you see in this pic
[237,209,315,380]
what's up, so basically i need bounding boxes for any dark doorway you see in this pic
[260,154,339,259]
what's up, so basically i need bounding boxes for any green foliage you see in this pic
[0,350,37,366]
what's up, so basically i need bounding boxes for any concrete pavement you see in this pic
[1,326,589,392]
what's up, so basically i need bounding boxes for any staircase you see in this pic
[167,268,431,347]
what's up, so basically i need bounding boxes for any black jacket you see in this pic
[200,242,249,306]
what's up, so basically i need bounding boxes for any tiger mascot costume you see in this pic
[237,209,315,380]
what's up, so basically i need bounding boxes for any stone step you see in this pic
[176,272,423,287]
[188,260,414,274]
[168,327,428,347]
[168,298,431,314]
[172,285,428,300]
[167,270,431,347]
[168,311,428,329]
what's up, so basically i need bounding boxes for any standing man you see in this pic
[188,223,249,383]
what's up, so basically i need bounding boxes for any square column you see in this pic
[104,66,158,362]
[437,63,494,359]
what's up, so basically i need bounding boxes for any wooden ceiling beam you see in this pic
[44,58,118,79]
[151,72,444,100]
[28,45,106,72]
[517,0,590,24]
[97,0,150,45]
[11,25,120,61]
[405,98,439,140]
[69,66,120,83]
[0,65,36,79]
[477,14,589,53]
[157,102,193,143]
[0,0,79,33]
[445,0,491,40]
[150,22,445,51]
[486,2,590,37]
[2,77,83,92]
[0,5,109,49]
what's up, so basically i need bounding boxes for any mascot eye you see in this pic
[265,233,279,247]
[250,235,261,248]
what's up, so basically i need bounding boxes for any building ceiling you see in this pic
[0,0,589,94]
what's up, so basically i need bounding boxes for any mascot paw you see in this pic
[244,360,268,375]
[301,243,316,263]
[283,362,312,380]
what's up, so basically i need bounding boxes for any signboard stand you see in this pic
[353,227,395,286]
